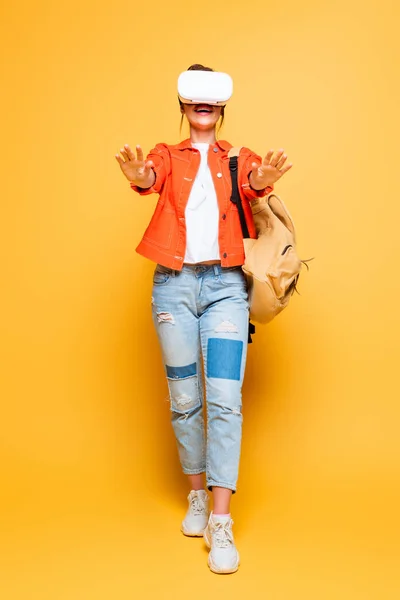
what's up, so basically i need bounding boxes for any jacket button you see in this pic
[213,147,218,153]
[222,213,226,220]
[217,172,222,178]
[223,252,227,258]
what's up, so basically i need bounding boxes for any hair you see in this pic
[179,63,225,136]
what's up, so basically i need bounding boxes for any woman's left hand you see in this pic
[249,149,293,189]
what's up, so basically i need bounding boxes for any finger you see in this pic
[136,145,144,162]
[279,163,293,175]
[120,149,129,162]
[143,160,154,173]
[119,147,129,161]
[251,162,260,175]
[124,144,136,161]
[270,149,285,167]
[275,153,288,169]
[262,150,274,165]
[115,154,124,165]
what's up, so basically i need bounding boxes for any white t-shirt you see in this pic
[183,143,220,264]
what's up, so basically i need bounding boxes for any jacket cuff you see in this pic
[129,181,157,195]
[129,169,159,195]
[243,180,274,199]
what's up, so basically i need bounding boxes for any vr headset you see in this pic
[177,70,233,106]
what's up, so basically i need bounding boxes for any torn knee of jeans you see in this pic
[170,393,201,416]
[156,311,175,325]
[209,401,242,416]
[174,393,192,407]
[214,320,239,333]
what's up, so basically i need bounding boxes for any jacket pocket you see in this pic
[143,202,176,250]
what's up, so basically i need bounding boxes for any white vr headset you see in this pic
[177,70,233,106]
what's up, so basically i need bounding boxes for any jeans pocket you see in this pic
[218,267,247,288]
[153,264,173,286]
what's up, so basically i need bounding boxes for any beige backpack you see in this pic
[229,147,307,326]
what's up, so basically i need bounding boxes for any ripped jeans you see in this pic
[151,263,250,493]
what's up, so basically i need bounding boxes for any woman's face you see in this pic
[181,103,222,131]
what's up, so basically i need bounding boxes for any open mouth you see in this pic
[194,105,213,114]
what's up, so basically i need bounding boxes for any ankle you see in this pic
[188,473,205,491]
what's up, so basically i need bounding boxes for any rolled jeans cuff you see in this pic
[182,467,206,475]
[207,479,237,494]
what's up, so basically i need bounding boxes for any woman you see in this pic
[115,64,292,574]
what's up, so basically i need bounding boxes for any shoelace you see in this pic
[189,493,206,516]
[211,520,234,548]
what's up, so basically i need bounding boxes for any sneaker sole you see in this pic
[207,554,240,574]
[181,528,205,537]
[181,522,207,537]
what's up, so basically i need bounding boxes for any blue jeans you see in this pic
[151,263,250,493]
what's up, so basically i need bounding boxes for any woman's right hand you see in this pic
[115,144,155,188]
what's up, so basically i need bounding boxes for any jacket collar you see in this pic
[171,138,232,151]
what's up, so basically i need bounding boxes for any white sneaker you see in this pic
[203,511,240,574]
[181,490,209,537]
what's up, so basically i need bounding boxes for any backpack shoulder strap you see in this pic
[227,146,250,238]
[228,147,242,158]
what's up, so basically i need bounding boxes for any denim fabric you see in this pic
[151,263,250,493]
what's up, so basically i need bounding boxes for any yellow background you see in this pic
[1,0,399,598]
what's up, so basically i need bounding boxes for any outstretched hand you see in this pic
[115,144,155,187]
[250,149,293,190]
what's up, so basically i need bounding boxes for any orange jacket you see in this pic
[130,138,274,270]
